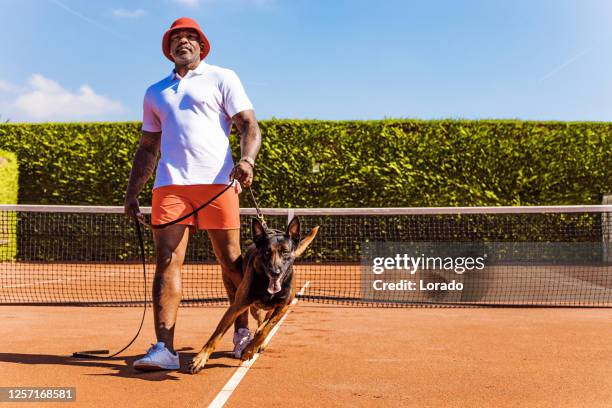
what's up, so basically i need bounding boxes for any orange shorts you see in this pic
[151,184,240,232]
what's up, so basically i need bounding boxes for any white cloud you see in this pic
[0,80,20,93]
[9,74,124,121]
[112,8,146,18]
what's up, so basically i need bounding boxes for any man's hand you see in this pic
[230,160,254,188]
[124,195,143,222]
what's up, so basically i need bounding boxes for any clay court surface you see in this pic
[1,303,611,407]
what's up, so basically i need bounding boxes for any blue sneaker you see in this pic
[133,342,180,371]
[232,328,253,358]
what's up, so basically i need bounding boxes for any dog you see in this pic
[187,216,319,374]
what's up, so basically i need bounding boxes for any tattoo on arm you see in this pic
[232,110,261,161]
[125,131,161,197]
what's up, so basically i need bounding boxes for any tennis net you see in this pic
[0,205,610,307]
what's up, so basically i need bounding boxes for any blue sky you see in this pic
[1,0,611,122]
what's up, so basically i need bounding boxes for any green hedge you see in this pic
[0,149,18,260]
[0,149,17,204]
[0,120,610,206]
[0,123,140,205]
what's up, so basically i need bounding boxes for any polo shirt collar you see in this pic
[171,61,207,80]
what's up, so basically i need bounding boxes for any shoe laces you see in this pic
[147,342,163,354]
[234,330,251,346]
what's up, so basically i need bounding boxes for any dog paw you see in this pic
[187,353,209,374]
[240,344,257,361]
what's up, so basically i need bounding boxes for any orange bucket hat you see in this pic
[162,17,210,62]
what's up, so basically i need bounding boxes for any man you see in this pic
[124,17,261,371]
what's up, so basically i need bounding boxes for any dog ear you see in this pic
[286,216,300,245]
[295,226,319,258]
[252,218,266,243]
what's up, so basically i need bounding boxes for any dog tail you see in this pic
[295,226,320,258]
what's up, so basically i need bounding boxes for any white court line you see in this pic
[207,281,311,408]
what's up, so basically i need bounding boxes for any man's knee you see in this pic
[155,248,185,273]
[220,255,244,292]
[218,253,243,275]
[153,225,188,271]
[208,229,241,271]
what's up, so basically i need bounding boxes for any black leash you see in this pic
[247,185,269,232]
[72,217,148,359]
[72,181,236,359]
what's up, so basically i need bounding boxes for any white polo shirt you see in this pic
[142,61,253,188]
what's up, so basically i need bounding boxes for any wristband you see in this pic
[239,156,255,168]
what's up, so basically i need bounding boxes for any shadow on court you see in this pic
[0,349,240,381]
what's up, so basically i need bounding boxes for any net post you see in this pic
[604,195,612,264]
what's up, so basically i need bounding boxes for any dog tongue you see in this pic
[267,277,282,294]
